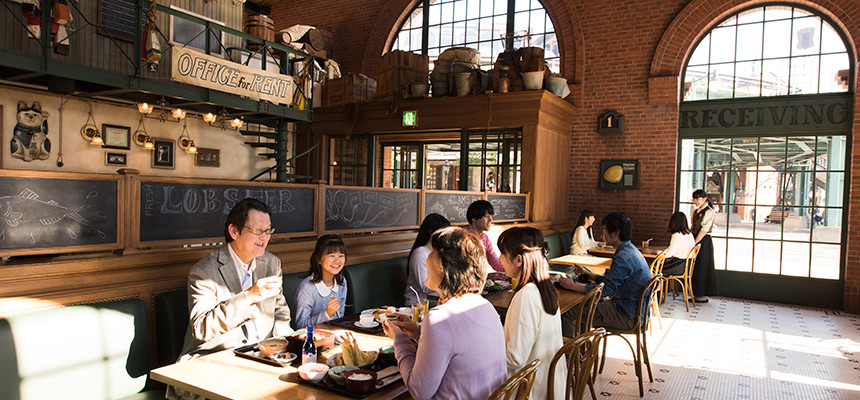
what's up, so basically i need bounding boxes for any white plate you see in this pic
[354,320,379,328]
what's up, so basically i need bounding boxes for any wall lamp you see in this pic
[132,114,154,150]
[80,102,103,145]
[177,119,197,154]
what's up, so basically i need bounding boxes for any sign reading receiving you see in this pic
[171,47,294,105]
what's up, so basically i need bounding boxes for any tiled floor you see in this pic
[589,296,860,399]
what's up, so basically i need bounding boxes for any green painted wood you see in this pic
[715,270,842,309]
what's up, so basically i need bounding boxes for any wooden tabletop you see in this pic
[485,286,585,316]
[548,254,613,275]
[588,245,666,260]
[150,325,408,400]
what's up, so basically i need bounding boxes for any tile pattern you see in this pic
[581,297,860,399]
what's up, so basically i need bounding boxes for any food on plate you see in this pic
[340,331,376,366]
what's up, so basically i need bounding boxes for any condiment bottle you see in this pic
[302,326,316,364]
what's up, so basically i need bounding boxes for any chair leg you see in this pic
[588,375,597,400]
[634,333,644,397]
[641,332,653,383]
[687,276,696,307]
[598,336,608,374]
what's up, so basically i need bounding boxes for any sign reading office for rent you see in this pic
[171,47,294,105]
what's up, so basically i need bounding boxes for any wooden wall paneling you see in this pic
[521,124,538,220]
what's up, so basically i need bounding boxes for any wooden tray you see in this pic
[297,367,402,399]
[329,314,384,334]
[233,342,297,367]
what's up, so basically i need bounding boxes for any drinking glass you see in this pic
[411,303,424,322]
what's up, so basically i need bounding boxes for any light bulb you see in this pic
[90,131,103,145]
[138,102,153,114]
[231,118,243,129]
[187,140,197,154]
[172,108,186,120]
[143,137,155,150]
[203,112,217,123]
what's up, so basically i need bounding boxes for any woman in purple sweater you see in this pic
[383,226,507,400]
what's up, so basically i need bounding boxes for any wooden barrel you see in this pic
[313,25,333,58]
[244,15,274,51]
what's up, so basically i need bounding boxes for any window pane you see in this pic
[708,63,734,99]
[784,207,812,241]
[454,1,466,21]
[781,241,810,277]
[726,238,753,272]
[821,23,847,53]
[713,237,727,270]
[678,172,704,200]
[763,20,791,58]
[765,5,793,21]
[689,34,710,66]
[820,53,850,93]
[792,17,821,56]
[466,0,480,20]
[684,65,708,100]
[812,209,841,243]
[818,136,846,170]
[727,207,752,238]
[734,60,761,97]
[761,58,790,96]
[820,172,845,207]
[680,139,705,170]
[710,26,737,64]
[494,0,507,15]
[789,55,820,94]
[429,3,441,24]
[753,240,781,274]
[735,24,763,61]
[810,243,840,279]
[737,8,763,24]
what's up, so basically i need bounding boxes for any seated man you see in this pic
[168,198,293,400]
[558,211,651,335]
[464,199,504,273]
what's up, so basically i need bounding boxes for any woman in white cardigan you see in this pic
[661,211,696,276]
[498,227,566,400]
[570,209,605,255]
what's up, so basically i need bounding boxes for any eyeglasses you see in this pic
[242,226,276,236]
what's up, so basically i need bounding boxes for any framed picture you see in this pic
[152,138,175,169]
[195,147,220,167]
[101,124,131,150]
[105,152,127,166]
[599,160,638,190]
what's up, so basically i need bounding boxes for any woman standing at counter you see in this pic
[570,210,604,255]
[383,226,506,400]
[691,190,718,303]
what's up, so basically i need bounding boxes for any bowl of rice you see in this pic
[342,369,377,394]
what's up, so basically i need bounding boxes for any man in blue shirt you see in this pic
[559,211,651,333]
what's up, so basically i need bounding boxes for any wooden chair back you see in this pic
[488,359,541,400]
[649,251,666,277]
[683,244,702,277]
[573,282,604,337]
[548,328,606,400]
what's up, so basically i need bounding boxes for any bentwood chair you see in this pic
[573,283,605,338]
[647,252,666,334]
[488,359,541,400]
[661,244,700,311]
[548,328,606,400]
[597,274,663,397]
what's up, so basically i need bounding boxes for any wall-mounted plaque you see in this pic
[599,160,638,190]
[195,148,220,167]
[598,110,625,134]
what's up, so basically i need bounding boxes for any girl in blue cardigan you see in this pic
[294,235,348,329]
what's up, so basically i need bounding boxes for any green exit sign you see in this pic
[402,110,417,127]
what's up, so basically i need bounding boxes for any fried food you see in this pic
[339,332,375,366]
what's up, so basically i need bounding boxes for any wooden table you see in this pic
[548,254,613,275]
[588,245,666,261]
[485,286,585,316]
[150,325,408,400]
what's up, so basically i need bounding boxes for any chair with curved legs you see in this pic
[661,244,700,311]
[548,328,606,400]
[597,274,663,397]
[573,283,605,338]
[647,252,666,334]
[488,359,541,400]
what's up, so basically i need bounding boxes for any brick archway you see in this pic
[358,0,584,84]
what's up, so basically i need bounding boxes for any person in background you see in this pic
[497,227,566,400]
[570,209,605,255]
[383,227,506,400]
[558,212,651,334]
[465,200,504,273]
[294,235,348,328]
[404,213,451,306]
[661,211,696,276]
[691,189,719,303]
[168,198,292,400]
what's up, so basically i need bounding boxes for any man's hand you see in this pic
[247,276,281,304]
[572,265,595,281]
[557,275,586,293]
[325,295,340,317]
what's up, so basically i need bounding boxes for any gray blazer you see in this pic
[177,245,293,360]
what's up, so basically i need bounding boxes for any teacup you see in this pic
[359,313,374,326]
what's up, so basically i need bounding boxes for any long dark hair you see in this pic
[575,209,595,240]
[309,234,346,285]
[667,211,691,234]
[407,213,451,277]
[497,227,558,315]
[692,189,714,209]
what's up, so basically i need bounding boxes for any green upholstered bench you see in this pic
[343,256,409,313]
[0,299,161,400]
[544,231,573,272]
[282,271,308,330]
[153,288,189,367]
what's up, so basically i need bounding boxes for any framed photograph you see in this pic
[105,152,127,166]
[152,138,175,169]
[195,147,220,168]
[101,124,131,150]
[599,160,639,190]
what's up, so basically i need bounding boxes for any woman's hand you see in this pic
[391,313,419,338]
[382,319,403,339]
[325,295,340,317]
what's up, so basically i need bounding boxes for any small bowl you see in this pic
[343,369,377,394]
[286,329,336,353]
[328,365,358,385]
[378,345,395,365]
[257,338,288,357]
[298,362,329,382]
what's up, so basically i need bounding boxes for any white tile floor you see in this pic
[582,296,860,399]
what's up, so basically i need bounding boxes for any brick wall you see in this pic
[271,0,860,312]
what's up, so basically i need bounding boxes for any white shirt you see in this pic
[314,280,339,297]
[503,283,567,400]
[227,242,259,341]
[664,232,695,259]
[570,225,596,255]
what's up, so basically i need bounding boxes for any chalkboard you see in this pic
[325,188,418,231]
[488,194,527,221]
[140,182,315,242]
[98,0,144,42]
[0,177,118,250]
[424,192,482,224]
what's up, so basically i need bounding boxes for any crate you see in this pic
[377,50,429,100]
[321,73,376,106]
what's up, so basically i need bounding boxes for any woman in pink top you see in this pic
[383,226,506,400]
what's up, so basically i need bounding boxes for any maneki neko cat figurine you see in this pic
[11,101,51,162]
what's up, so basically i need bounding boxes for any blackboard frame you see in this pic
[487,192,529,222]
[322,185,421,234]
[423,190,484,225]
[0,169,125,257]
[134,176,318,247]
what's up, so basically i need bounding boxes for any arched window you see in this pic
[683,5,850,101]
[391,0,559,71]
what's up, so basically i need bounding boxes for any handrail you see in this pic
[249,121,320,181]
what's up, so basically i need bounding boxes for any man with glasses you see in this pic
[168,198,292,399]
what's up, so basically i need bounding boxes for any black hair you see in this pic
[497,227,558,315]
[601,211,633,242]
[309,235,346,285]
[466,200,494,224]
[575,209,596,240]
[692,189,714,208]
[667,211,691,235]
[224,198,271,243]
[407,214,451,278]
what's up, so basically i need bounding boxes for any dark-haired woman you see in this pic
[383,227,506,400]
[294,235,348,328]
[570,209,604,255]
[498,227,566,400]
[661,211,696,276]
[404,213,450,306]
[691,189,718,303]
